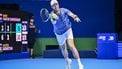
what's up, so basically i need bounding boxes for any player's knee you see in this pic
[59,45,65,50]
[69,46,75,51]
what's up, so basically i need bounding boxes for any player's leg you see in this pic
[60,43,69,60]
[55,33,71,69]
[59,43,72,69]
[67,39,84,69]
[66,28,84,69]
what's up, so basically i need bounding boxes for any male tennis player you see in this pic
[50,0,84,69]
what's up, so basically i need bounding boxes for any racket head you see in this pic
[40,8,50,22]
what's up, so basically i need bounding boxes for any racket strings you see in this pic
[40,8,50,22]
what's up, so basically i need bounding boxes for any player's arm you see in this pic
[68,12,81,23]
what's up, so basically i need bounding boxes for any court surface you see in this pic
[0,58,122,69]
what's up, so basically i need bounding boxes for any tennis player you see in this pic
[50,0,84,69]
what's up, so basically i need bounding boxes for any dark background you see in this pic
[0,0,121,39]
[115,0,122,41]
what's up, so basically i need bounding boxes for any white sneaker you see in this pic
[66,59,72,69]
[79,64,84,69]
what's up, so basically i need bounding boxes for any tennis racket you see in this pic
[40,8,50,22]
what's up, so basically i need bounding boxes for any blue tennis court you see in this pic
[0,58,122,69]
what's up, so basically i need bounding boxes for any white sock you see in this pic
[77,59,83,66]
[66,58,71,61]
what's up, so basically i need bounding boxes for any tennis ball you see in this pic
[51,13,58,20]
